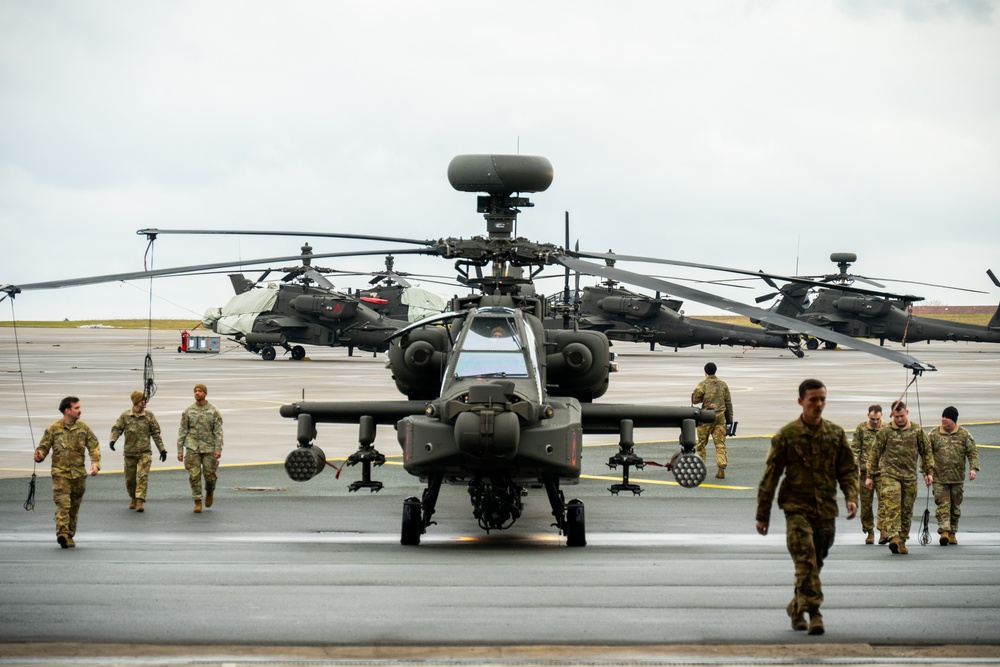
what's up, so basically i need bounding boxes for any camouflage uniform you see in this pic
[867,421,934,544]
[178,401,224,501]
[110,409,166,502]
[851,421,882,535]
[757,418,858,618]
[929,426,979,536]
[36,419,101,540]
[692,375,733,470]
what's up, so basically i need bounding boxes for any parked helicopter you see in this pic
[229,155,933,546]
[746,254,1000,348]
[2,154,936,547]
[201,244,449,360]
[545,269,805,356]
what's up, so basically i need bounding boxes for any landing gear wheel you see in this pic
[566,499,586,547]
[261,346,277,361]
[806,338,819,350]
[401,497,422,546]
[291,345,306,360]
[793,349,805,358]
[824,340,838,350]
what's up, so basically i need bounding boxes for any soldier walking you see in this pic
[109,390,167,512]
[756,379,857,636]
[33,396,101,548]
[929,406,979,546]
[865,400,934,555]
[692,362,734,479]
[177,383,224,513]
[851,405,883,545]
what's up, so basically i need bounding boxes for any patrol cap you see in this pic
[130,390,145,405]
[194,383,208,394]
[942,406,959,422]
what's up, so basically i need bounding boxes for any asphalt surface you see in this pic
[1,327,998,666]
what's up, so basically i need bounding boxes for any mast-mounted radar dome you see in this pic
[448,155,553,194]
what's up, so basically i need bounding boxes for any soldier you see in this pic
[33,396,101,548]
[929,406,979,546]
[109,390,167,512]
[177,383,224,513]
[756,379,858,636]
[865,400,934,555]
[691,362,734,479]
[851,404,883,545]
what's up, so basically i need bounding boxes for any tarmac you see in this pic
[1,327,998,666]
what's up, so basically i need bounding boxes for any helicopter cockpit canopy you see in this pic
[449,308,542,400]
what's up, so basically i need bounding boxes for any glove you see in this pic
[109,441,116,451]
[159,450,167,462]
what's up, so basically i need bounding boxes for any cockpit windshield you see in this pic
[454,316,529,378]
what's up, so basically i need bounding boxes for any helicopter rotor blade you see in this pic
[555,255,934,373]
[303,268,335,290]
[988,269,1000,289]
[137,228,434,247]
[7,248,429,292]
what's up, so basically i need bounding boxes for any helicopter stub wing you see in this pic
[556,256,935,373]
[581,404,715,434]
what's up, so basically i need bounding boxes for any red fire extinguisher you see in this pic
[179,330,190,353]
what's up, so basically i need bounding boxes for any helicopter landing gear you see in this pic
[261,346,277,361]
[607,419,644,495]
[542,474,587,547]
[290,345,306,360]
[400,472,442,546]
[806,337,820,350]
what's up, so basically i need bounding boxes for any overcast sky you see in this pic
[2,0,998,322]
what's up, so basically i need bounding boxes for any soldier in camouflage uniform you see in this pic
[851,405,883,545]
[756,379,858,636]
[929,406,979,546]
[177,383,224,513]
[109,390,167,512]
[865,400,934,555]
[33,396,101,548]
[692,362,734,479]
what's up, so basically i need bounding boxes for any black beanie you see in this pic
[942,406,959,422]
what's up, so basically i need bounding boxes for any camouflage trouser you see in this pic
[859,470,881,533]
[785,512,835,615]
[695,414,728,469]
[51,475,87,538]
[933,481,964,535]
[878,475,916,542]
[184,451,219,501]
[124,452,152,501]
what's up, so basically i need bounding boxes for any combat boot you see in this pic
[807,612,824,636]
[65,536,76,548]
[948,532,957,545]
[878,531,889,545]
[897,541,909,555]
[129,498,137,510]
[135,499,144,513]
[715,468,725,479]
[865,530,874,545]
[889,537,900,554]
[205,489,214,508]
[57,534,69,549]
[787,599,807,631]
[194,499,202,513]
[940,533,949,546]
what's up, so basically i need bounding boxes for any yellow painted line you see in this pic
[582,473,752,490]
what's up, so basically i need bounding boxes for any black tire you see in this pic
[566,499,586,547]
[291,345,306,360]
[824,340,838,350]
[806,338,820,350]
[401,497,422,546]
[261,346,277,361]
[177,346,183,353]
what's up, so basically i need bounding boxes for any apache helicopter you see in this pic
[3,154,936,547]
[545,266,805,356]
[743,253,1000,348]
[168,154,931,547]
[201,244,449,360]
